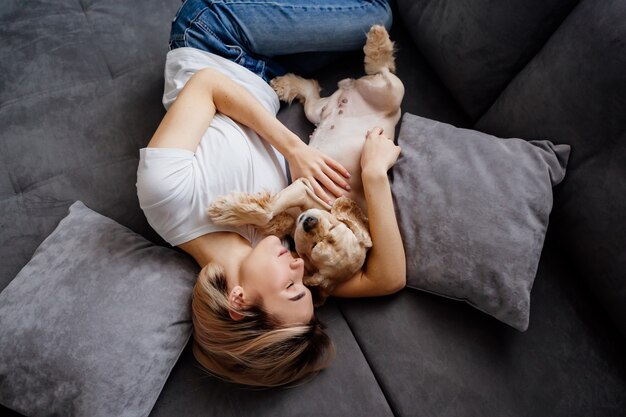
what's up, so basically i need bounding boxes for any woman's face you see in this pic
[239,235,314,325]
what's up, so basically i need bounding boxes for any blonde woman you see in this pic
[136,0,405,387]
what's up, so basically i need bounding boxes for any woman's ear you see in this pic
[228,286,247,321]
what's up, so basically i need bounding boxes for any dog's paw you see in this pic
[363,24,396,74]
[270,74,321,105]
[270,74,303,104]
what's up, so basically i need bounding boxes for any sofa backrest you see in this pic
[0,0,178,290]
[397,0,579,121]
[397,0,626,337]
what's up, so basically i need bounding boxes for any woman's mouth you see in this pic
[278,247,289,257]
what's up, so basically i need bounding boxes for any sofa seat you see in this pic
[2,0,625,416]
[340,230,626,417]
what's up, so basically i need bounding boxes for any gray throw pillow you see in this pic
[0,201,198,417]
[391,113,570,331]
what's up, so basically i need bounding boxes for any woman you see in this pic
[136,0,405,387]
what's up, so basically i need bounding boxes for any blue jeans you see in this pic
[169,0,393,82]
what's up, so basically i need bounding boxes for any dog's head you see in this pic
[294,197,372,293]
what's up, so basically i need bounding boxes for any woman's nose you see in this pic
[290,257,304,270]
[302,216,318,232]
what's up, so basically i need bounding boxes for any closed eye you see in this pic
[289,291,306,302]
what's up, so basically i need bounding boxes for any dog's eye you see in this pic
[311,242,317,250]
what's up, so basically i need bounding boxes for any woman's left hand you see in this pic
[286,141,351,205]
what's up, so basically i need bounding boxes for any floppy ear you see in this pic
[303,272,332,307]
[331,197,372,248]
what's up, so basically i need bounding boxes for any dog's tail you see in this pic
[363,25,396,75]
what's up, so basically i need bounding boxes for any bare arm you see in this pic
[331,128,406,297]
[147,68,350,201]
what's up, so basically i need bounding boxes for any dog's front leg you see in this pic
[255,179,332,236]
[270,178,331,214]
[208,178,330,228]
[270,74,329,125]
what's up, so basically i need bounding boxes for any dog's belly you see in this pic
[303,78,402,212]
[309,111,398,212]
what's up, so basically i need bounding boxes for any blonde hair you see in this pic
[191,262,335,387]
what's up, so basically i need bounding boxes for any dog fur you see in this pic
[207,25,404,305]
[270,25,404,212]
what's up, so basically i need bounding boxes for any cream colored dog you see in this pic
[208,25,404,304]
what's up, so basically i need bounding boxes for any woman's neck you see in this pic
[179,232,252,287]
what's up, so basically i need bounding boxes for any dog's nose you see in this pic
[302,216,318,233]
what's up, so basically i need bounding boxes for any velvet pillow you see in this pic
[0,201,198,417]
[391,113,570,331]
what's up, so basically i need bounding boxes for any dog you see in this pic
[208,25,404,304]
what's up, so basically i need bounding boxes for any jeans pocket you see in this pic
[192,15,245,62]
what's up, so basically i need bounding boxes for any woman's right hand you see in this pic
[360,127,401,176]
[286,140,351,205]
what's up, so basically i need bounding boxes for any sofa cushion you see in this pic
[338,231,626,417]
[476,0,626,337]
[0,201,197,417]
[149,302,394,417]
[391,113,569,331]
[0,0,180,292]
[396,0,579,120]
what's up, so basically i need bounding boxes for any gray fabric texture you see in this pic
[0,201,198,417]
[391,113,570,331]
[476,0,626,338]
[150,301,395,417]
[339,235,626,417]
[395,0,579,120]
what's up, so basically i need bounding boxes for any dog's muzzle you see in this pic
[302,215,318,233]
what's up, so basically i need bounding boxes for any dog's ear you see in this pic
[303,273,331,307]
[309,286,330,307]
[331,197,372,248]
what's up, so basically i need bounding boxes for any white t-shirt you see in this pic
[136,47,288,247]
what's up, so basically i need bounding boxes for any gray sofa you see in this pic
[1,0,625,416]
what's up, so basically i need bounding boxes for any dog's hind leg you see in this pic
[270,74,328,124]
[363,25,396,75]
[358,25,404,115]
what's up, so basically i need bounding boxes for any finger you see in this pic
[317,170,346,199]
[324,156,351,179]
[322,164,351,191]
[310,176,333,205]
[366,127,384,140]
